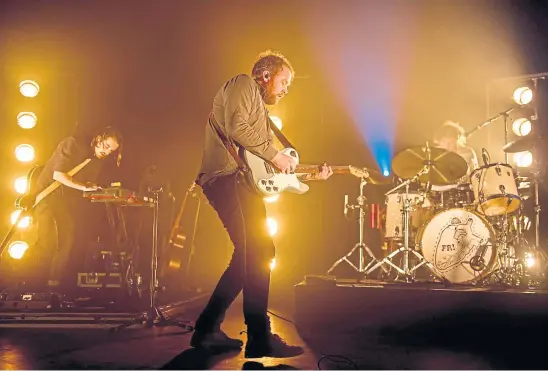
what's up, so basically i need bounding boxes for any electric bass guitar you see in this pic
[0,159,91,257]
[240,147,370,196]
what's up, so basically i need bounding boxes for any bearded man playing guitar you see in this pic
[28,126,123,295]
[192,50,332,358]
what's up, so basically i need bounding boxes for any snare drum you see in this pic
[470,163,521,216]
[384,192,432,239]
[416,208,497,283]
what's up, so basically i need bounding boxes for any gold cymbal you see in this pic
[392,145,468,185]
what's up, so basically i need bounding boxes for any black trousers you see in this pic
[194,172,275,335]
[34,197,76,286]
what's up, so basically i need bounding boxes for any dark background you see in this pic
[1,0,547,295]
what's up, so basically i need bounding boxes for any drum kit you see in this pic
[329,137,546,287]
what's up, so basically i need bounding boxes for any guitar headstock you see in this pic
[348,165,369,178]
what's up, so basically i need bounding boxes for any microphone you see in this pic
[481,148,490,166]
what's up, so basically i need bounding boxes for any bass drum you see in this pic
[416,208,497,284]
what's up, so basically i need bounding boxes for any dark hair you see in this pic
[251,50,295,80]
[90,126,123,166]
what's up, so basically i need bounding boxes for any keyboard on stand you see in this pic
[83,186,155,207]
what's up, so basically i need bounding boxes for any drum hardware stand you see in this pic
[327,177,386,275]
[112,187,195,332]
[365,166,436,282]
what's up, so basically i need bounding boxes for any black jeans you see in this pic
[34,197,75,285]
[195,172,275,335]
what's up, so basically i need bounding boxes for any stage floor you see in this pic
[1,278,547,369]
[294,276,548,369]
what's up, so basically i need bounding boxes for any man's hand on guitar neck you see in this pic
[271,151,297,174]
[299,163,334,181]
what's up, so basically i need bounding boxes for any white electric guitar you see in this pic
[241,147,370,196]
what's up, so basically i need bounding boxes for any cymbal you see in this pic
[392,145,468,185]
[365,168,393,185]
[503,134,542,153]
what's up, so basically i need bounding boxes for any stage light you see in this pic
[14,176,28,194]
[511,118,532,137]
[19,80,39,98]
[513,151,533,168]
[15,144,35,162]
[267,217,278,237]
[382,169,390,177]
[270,257,276,271]
[8,241,29,260]
[513,87,533,105]
[264,194,279,203]
[11,210,31,228]
[269,115,283,130]
[525,252,535,269]
[17,112,37,129]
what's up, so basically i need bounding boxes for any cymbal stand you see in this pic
[365,166,436,282]
[327,177,386,275]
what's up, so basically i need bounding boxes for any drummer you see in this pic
[430,121,479,195]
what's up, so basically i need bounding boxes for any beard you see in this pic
[262,81,280,105]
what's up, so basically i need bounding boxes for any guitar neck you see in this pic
[295,165,351,175]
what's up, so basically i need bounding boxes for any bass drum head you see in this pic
[417,208,496,284]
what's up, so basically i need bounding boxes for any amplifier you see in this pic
[77,272,122,288]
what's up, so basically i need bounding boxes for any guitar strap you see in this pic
[208,111,251,174]
[34,158,92,206]
[208,111,299,170]
[267,115,297,150]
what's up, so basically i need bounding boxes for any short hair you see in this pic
[434,120,467,147]
[90,126,123,166]
[251,50,295,80]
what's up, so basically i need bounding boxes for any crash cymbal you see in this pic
[503,134,542,153]
[392,145,468,185]
[365,168,393,185]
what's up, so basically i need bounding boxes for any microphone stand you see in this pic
[466,107,515,143]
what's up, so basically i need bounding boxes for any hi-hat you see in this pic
[503,134,542,153]
[392,145,468,185]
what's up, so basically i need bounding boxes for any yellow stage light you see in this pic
[11,210,31,228]
[8,241,29,259]
[525,252,535,268]
[14,176,28,194]
[513,87,533,105]
[269,115,283,130]
[17,112,37,129]
[270,257,276,271]
[19,80,40,98]
[511,118,531,137]
[15,144,35,162]
[264,194,279,203]
[513,151,533,168]
[267,217,278,237]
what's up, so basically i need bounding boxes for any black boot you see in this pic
[244,316,304,358]
[191,313,243,350]
[245,333,304,358]
[190,329,243,350]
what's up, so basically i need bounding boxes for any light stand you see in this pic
[327,177,386,275]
